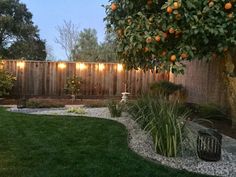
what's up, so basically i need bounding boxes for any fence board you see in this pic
[170,59,228,107]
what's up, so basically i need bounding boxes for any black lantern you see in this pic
[197,129,222,162]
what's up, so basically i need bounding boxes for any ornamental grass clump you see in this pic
[128,95,190,157]
[107,99,123,117]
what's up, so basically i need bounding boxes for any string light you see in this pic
[76,63,87,70]
[58,62,66,69]
[16,61,25,69]
[98,63,105,71]
[117,64,123,72]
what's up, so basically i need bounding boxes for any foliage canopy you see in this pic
[105,0,236,73]
[0,0,46,60]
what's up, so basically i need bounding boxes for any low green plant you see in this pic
[149,81,184,99]
[107,100,123,117]
[128,95,190,157]
[64,76,83,98]
[67,107,86,114]
[197,104,228,120]
[0,64,16,97]
[25,99,65,108]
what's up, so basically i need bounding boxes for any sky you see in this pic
[20,0,109,60]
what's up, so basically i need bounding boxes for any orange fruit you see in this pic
[170,55,176,62]
[161,50,167,56]
[228,13,234,19]
[169,27,175,34]
[111,3,118,11]
[155,35,161,42]
[144,47,149,52]
[146,37,153,43]
[167,6,173,14]
[181,53,188,59]
[173,2,179,9]
[147,0,153,5]
[209,1,214,7]
[225,2,232,10]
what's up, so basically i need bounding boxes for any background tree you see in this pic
[0,0,46,60]
[72,28,99,61]
[46,44,56,61]
[98,31,117,62]
[55,20,80,60]
[105,0,236,73]
[7,37,46,60]
[72,29,118,62]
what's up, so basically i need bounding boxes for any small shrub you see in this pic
[128,95,190,157]
[64,76,83,98]
[25,99,65,108]
[67,107,86,114]
[149,81,186,101]
[197,104,228,120]
[107,100,123,117]
[0,64,16,97]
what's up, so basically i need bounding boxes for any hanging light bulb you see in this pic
[58,62,66,69]
[16,61,25,69]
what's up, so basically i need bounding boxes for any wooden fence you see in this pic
[170,59,228,107]
[3,60,168,98]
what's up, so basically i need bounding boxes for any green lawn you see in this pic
[0,108,210,177]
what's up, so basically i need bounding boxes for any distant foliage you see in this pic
[97,32,118,62]
[7,39,47,60]
[0,62,16,97]
[72,28,118,62]
[0,0,46,60]
[72,28,99,61]
[55,20,80,60]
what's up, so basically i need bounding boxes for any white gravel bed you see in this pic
[8,106,236,177]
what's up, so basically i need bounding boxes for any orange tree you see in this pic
[104,0,236,74]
